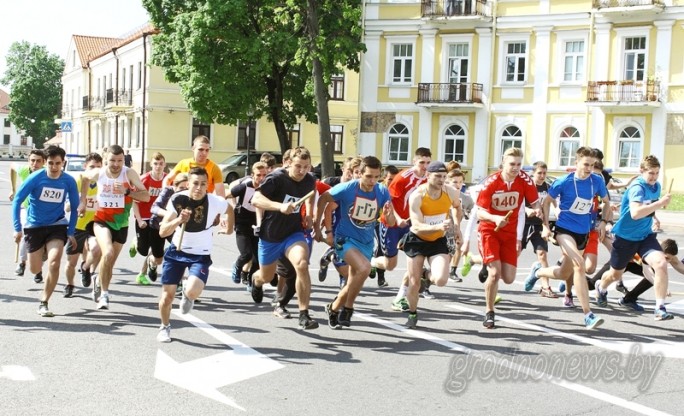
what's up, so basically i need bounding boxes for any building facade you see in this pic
[0,89,34,156]
[359,0,684,189]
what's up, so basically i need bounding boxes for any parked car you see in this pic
[313,160,344,180]
[218,151,282,183]
[63,154,87,179]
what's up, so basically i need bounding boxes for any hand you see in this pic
[659,193,671,209]
[113,181,125,194]
[397,217,410,228]
[313,224,323,242]
[279,202,295,215]
[67,235,77,249]
[495,215,509,230]
[9,192,14,202]
[137,218,148,229]
[325,232,334,247]
[541,224,551,241]
[304,216,313,232]
[178,208,192,224]
[77,202,86,218]
[14,231,22,244]
[440,218,452,232]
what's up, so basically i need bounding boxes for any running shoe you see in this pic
[524,262,541,292]
[405,312,418,329]
[157,325,171,343]
[325,303,340,329]
[478,267,488,283]
[391,297,409,312]
[319,247,334,282]
[63,284,74,298]
[38,302,54,317]
[595,287,608,307]
[92,277,101,302]
[251,278,264,304]
[368,266,377,279]
[654,306,674,321]
[15,262,25,276]
[563,294,575,308]
[230,262,240,284]
[241,271,250,285]
[494,294,502,304]
[137,273,151,285]
[81,262,92,287]
[584,312,604,329]
[180,290,194,314]
[97,294,110,310]
[147,262,158,282]
[539,286,558,298]
[558,281,566,294]
[461,253,472,277]
[298,311,319,330]
[420,289,436,299]
[338,307,354,327]
[618,297,644,312]
[377,269,388,287]
[483,311,495,329]
[449,267,462,282]
[128,243,137,258]
[33,272,43,284]
[273,306,291,319]
[615,280,628,294]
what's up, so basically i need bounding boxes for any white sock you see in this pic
[395,285,408,301]
[102,290,109,297]
[370,257,379,268]
[655,299,665,309]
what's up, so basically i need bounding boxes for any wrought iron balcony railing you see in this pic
[586,80,660,103]
[421,0,491,18]
[417,82,483,104]
[593,0,663,9]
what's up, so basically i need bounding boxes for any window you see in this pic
[329,74,345,100]
[558,127,580,166]
[448,43,469,84]
[618,126,642,168]
[624,37,646,81]
[192,118,211,145]
[505,42,526,82]
[20,136,27,146]
[563,41,584,82]
[500,125,522,156]
[331,125,343,153]
[287,123,300,148]
[3,118,10,128]
[137,62,143,89]
[443,124,465,162]
[3,134,9,145]
[388,123,410,163]
[237,119,256,150]
[391,44,413,84]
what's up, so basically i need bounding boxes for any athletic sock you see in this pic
[395,285,408,301]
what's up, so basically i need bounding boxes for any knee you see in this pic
[159,291,174,308]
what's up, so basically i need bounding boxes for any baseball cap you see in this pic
[427,161,447,173]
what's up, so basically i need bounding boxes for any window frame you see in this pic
[191,118,212,146]
[387,123,411,164]
[557,126,581,167]
[443,123,466,163]
[617,126,643,169]
[329,74,345,101]
[498,125,523,160]
[497,34,530,85]
[330,125,344,154]
[386,36,417,86]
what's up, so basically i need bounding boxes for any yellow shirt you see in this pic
[169,158,222,193]
[419,190,452,242]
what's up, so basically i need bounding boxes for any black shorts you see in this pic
[24,225,67,253]
[522,223,548,252]
[554,226,589,251]
[135,220,166,258]
[276,256,296,280]
[88,221,129,245]
[610,234,662,270]
[403,232,449,258]
[65,228,92,255]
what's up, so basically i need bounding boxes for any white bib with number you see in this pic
[39,187,64,203]
[424,213,447,226]
[569,196,592,214]
[492,191,519,211]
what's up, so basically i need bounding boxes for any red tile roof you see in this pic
[72,23,159,67]
[0,88,10,114]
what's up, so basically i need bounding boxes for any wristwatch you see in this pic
[124,188,131,196]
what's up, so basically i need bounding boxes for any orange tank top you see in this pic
[420,190,452,242]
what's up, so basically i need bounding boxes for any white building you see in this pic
[0,88,34,157]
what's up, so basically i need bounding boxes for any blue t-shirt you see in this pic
[612,177,660,241]
[548,172,607,234]
[12,169,80,236]
[329,180,390,244]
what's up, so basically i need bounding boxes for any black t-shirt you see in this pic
[230,177,258,228]
[258,168,315,242]
[323,176,341,187]
[526,182,549,226]
[169,193,210,232]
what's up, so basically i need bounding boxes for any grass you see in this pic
[665,194,684,211]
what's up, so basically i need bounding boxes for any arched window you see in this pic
[500,125,522,156]
[388,123,410,163]
[558,126,580,167]
[443,124,465,163]
[618,126,641,168]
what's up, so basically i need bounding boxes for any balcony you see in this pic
[593,0,664,17]
[421,0,491,19]
[417,82,484,108]
[585,80,661,112]
[103,89,133,113]
[83,96,104,117]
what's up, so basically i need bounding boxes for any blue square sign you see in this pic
[60,121,72,132]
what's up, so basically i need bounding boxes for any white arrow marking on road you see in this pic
[446,303,684,359]
[154,311,284,410]
[0,365,35,381]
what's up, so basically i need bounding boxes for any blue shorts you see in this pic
[610,234,662,271]
[161,245,212,285]
[374,222,409,258]
[258,233,307,266]
[335,236,373,262]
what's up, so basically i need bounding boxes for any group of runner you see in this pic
[9,139,677,342]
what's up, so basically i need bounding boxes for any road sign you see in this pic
[60,121,72,132]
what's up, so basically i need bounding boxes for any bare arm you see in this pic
[126,170,150,202]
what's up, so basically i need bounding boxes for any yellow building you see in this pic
[60,24,358,175]
[359,0,684,189]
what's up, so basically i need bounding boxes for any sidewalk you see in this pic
[655,210,684,234]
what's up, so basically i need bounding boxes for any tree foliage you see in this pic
[142,0,364,155]
[1,41,64,148]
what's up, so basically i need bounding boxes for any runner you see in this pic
[12,146,79,316]
[77,145,150,310]
[156,167,232,342]
[165,135,225,197]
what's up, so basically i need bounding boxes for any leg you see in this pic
[41,239,65,303]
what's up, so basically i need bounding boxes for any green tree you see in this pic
[143,0,364,162]
[1,41,64,148]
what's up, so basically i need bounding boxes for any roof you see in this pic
[0,89,9,114]
[72,23,159,68]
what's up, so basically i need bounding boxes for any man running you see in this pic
[166,135,225,197]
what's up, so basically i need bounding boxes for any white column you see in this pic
[417,29,438,150]
[651,20,674,170]
[472,28,492,180]
[531,26,553,164]
[594,23,612,80]
[359,30,382,157]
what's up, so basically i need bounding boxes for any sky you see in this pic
[0,0,151,91]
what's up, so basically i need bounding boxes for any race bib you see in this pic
[349,196,378,228]
[85,196,98,211]
[39,187,64,203]
[569,196,592,214]
[492,191,519,211]
[424,213,447,226]
[98,190,124,208]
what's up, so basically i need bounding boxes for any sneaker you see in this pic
[157,325,172,343]
[539,286,558,298]
[230,262,240,284]
[524,262,541,292]
[420,289,436,299]
[449,267,463,282]
[654,306,674,321]
[558,282,566,294]
[494,294,503,304]
[270,275,278,287]
[563,294,575,308]
[405,312,418,329]
[97,294,110,310]
[251,278,264,304]
[391,297,410,312]
[339,276,347,289]
[15,262,25,276]
[33,272,43,284]
[325,303,340,329]
[368,266,377,279]
[180,290,194,314]
[273,306,291,319]
[63,284,74,298]
[584,312,604,329]
[595,287,608,307]
[461,253,472,277]
[478,267,488,283]
[338,307,354,327]
[618,297,644,312]
[147,263,158,282]
[128,243,137,258]
[615,280,627,294]
[80,262,92,287]
[377,270,388,287]
[137,273,151,285]
[240,271,250,285]
[483,311,495,329]
[37,302,54,317]
[92,277,101,302]
[319,248,333,282]
[298,311,319,330]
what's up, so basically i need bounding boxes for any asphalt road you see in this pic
[1,161,683,416]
